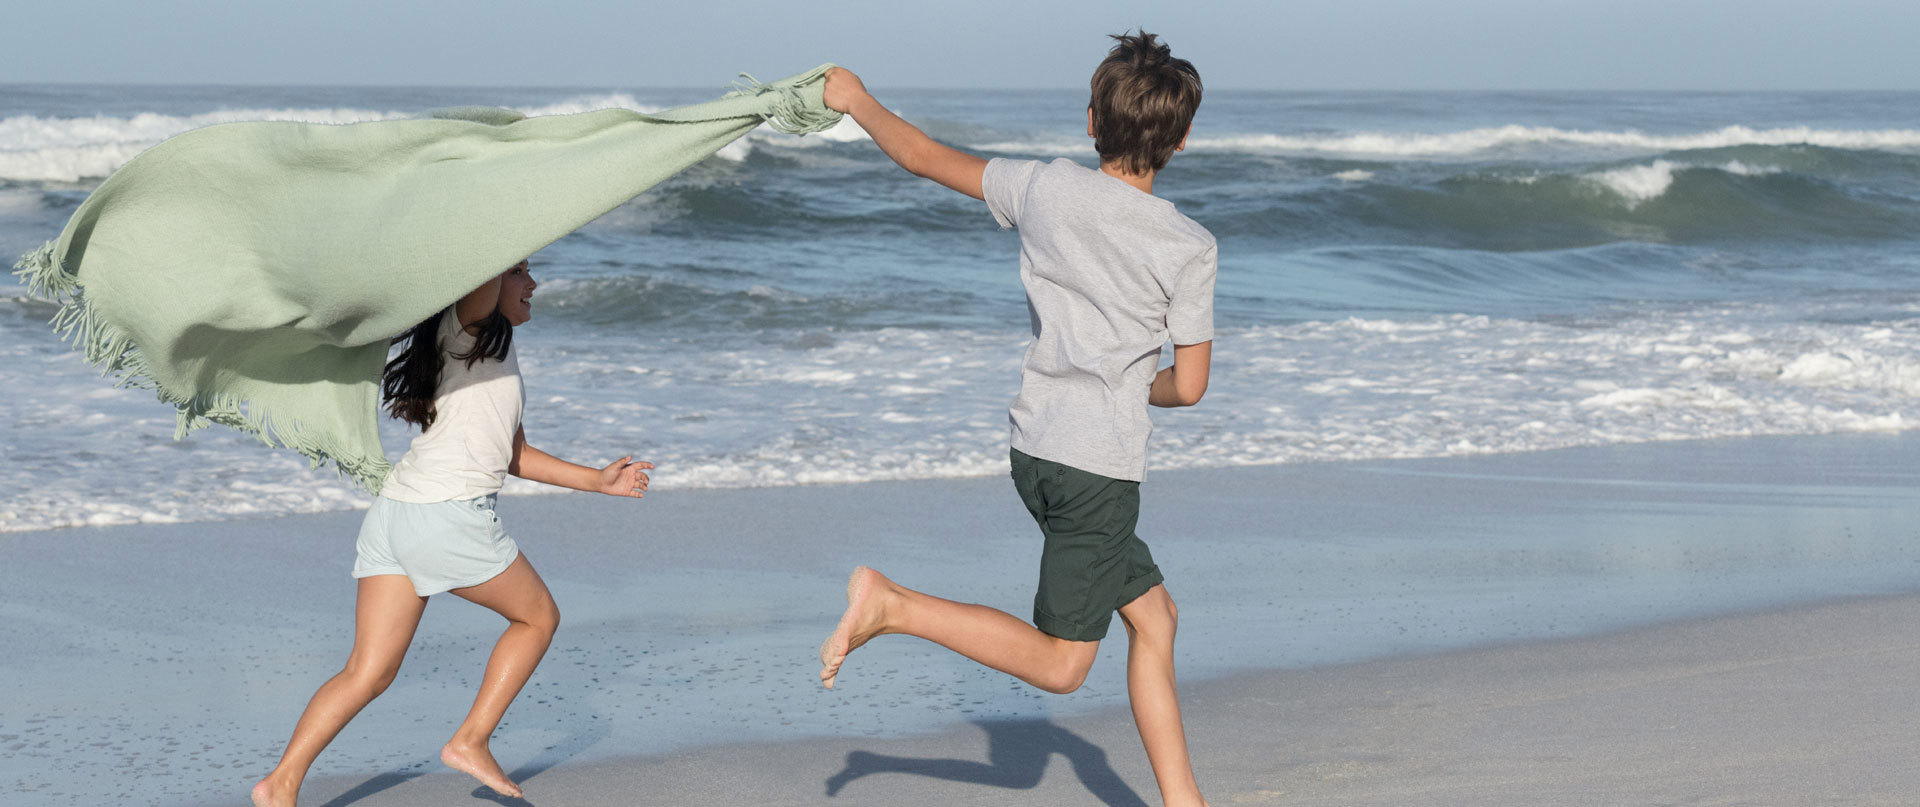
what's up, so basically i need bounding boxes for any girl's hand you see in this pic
[599,456,654,498]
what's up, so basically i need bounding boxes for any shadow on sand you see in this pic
[316,769,430,807]
[465,714,613,806]
[316,714,610,807]
[825,717,1146,806]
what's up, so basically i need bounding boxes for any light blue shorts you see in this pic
[353,494,520,596]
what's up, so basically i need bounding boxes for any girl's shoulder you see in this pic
[437,305,473,350]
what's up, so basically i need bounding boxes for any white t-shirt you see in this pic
[982,157,1217,482]
[379,308,524,502]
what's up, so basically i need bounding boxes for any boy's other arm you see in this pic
[1149,341,1211,408]
[824,67,986,200]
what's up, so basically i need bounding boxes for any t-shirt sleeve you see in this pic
[1167,244,1217,345]
[434,303,463,352]
[982,158,1041,229]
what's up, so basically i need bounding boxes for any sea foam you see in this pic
[7,298,1916,533]
[978,125,1920,160]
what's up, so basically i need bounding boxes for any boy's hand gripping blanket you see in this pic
[13,66,841,492]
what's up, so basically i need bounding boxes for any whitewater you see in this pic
[4,86,1917,532]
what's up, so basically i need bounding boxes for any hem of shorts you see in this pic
[1033,609,1111,643]
[354,546,521,598]
[418,546,521,597]
[351,567,405,580]
[1115,568,1166,611]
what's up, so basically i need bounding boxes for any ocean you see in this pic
[4,84,1918,531]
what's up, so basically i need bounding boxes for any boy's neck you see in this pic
[1099,161,1158,195]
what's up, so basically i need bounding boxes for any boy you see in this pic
[818,31,1215,807]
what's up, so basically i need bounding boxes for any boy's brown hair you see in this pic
[1089,30,1203,175]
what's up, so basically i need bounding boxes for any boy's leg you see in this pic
[1118,584,1205,807]
[252,575,427,807]
[821,567,1099,693]
[823,451,1122,691]
[440,554,560,799]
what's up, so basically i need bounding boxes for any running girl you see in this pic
[251,260,652,806]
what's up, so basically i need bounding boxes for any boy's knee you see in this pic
[1034,640,1098,694]
[1126,589,1179,641]
[1038,664,1091,695]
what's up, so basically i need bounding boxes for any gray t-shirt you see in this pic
[983,157,1217,482]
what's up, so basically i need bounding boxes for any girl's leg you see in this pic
[252,575,427,807]
[438,554,559,798]
[1117,584,1206,807]
[820,567,1100,694]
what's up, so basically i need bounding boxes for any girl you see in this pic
[252,260,652,806]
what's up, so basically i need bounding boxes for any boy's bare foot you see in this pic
[250,777,294,807]
[819,566,887,689]
[441,741,522,798]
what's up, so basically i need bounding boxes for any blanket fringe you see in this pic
[14,242,392,492]
[14,241,73,298]
[727,68,844,135]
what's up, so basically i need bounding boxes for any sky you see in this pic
[8,0,1920,90]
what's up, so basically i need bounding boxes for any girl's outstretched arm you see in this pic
[507,426,653,497]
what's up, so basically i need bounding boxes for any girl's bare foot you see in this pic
[819,566,888,689]
[250,776,295,807]
[440,740,522,798]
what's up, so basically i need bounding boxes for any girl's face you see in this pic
[498,261,537,326]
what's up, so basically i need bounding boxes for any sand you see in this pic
[4,432,1918,805]
[301,594,1920,806]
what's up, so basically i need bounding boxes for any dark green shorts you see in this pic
[1010,448,1163,642]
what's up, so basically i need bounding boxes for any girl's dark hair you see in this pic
[1088,30,1203,175]
[381,309,514,429]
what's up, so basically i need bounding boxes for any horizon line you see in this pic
[6,81,1920,94]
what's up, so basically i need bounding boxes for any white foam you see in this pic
[520,94,659,118]
[809,115,873,143]
[1588,160,1680,206]
[975,125,1920,160]
[0,142,162,183]
[1579,160,1785,206]
[1198,125,1920,157]
[709,138,751,162]
[10,106,1914,183]
[1720,160,1780,177]
[1772,350,1920,396]
[972,136,1093,156]
[8,300,1919,533]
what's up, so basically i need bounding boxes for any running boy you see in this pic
[817,31,1215,807]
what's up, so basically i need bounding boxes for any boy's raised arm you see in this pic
[824,67,987,200]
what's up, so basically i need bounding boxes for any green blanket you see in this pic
[15,65,841,492]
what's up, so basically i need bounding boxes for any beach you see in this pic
[7,431,1919,805]
[6,82,1920,806]
[301,595,1920,807]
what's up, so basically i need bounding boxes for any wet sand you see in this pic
[4,432,1917,805]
